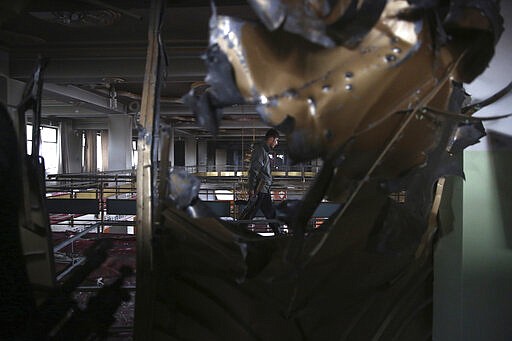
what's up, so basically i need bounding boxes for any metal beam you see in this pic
[173,120,270,129]
[53,223,101,253]
[73,119,109,130]
[159,103,259,115]
[41,105,110,118]
[56,257,87,282]
[44,83,127,114]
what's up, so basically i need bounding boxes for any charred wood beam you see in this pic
[134,0,166,339]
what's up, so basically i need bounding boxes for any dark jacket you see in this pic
[248,142,272,194]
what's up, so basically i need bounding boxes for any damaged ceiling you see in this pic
[1,0,271,142]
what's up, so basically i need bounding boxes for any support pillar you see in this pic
[197,140,207,172]
[108,115,133,171]
[207,141,216,169]
[84,130,97,172]
[215,148,227,172]
[59,120,82,173]
[185,137,197,172]
[169,127,174,167]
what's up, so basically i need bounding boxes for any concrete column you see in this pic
[185,137,197,172]
[460,148,512,341]
[207,141,216,168]
[197,140,207,172]
[433,145,512,341]
[169,127,174,167]
[100,130,109,170]
[84,130,97,172]
[108,115,133,171]
[434,2,512,338]
[226,148,234,167]
[215,149,226,171]
[59,120,82,173]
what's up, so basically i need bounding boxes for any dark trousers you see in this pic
[248,192,280,235]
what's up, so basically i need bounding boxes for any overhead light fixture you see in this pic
[102,78,125,110]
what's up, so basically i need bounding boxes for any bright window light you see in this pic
[215,189,233,201]
[26,124,59,174]
[97,132,102,171]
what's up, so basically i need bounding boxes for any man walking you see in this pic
[245,128,281,235]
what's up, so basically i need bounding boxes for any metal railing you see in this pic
[181,164,321,177]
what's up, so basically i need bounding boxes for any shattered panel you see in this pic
[162,0,506,340]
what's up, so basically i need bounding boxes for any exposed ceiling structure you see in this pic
[1,0,274,145]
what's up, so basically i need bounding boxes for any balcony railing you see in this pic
[182,164,320,178]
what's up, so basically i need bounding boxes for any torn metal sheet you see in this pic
[446,122,486,154]
[167,168,201,209]
[248,0,388,48]
[208,1,429,166]
[188,0,501,175]
[161,1,505,340]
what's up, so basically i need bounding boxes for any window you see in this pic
[97,132,102,171]
[81,131,86,172]
[132,139,138,168]
[26,124,59,174]
[390,191,407,203]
